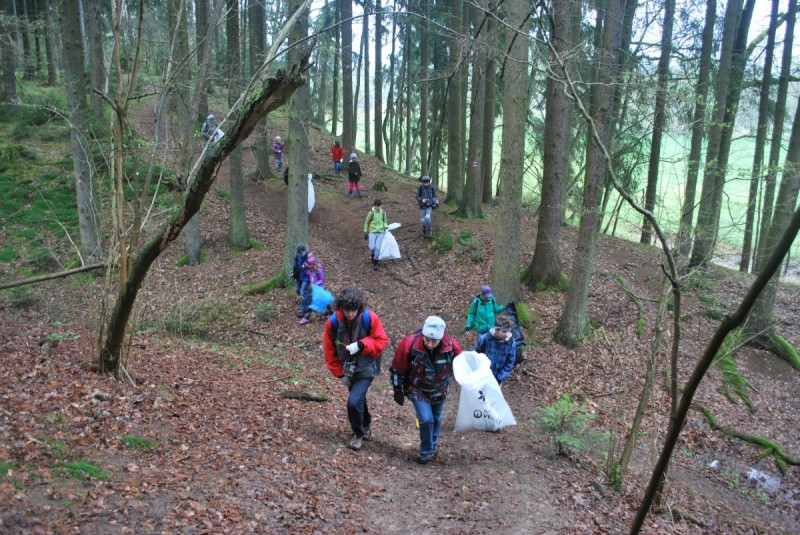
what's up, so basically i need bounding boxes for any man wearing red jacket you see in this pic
[323,286,389,451]
[391,316,463,464]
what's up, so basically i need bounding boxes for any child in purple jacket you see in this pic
[273,136,285,171]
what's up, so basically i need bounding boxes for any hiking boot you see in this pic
[372,259,379,271]
[295,311,305,318]
[299,317,310,325]
[417,452,434,464]
[348,191,353,197]
[363,426,372,441]
[349,435,363,451]
[357,191,363,198]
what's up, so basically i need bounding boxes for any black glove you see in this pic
[364,233,368,240]
[463,327,470,334]
[393,387,405,406]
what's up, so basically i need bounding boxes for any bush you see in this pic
[255,302,274,322]
[533,393,608,458]
[1,287,37,309]
[163,299,229,339]
[433,234,452,254]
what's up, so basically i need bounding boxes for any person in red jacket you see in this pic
[331,140,345,176]
[391,316,463,464]
[323,286,389,451]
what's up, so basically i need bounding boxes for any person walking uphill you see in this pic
[464,285,505,335]
[292,245,313,323]
[473,314,517,385]
[323,287,389,452]
[272,136,285,171]
[391,316,463,464]
[347,153,363,197]
[364,198,388,271]
[331,140,345,177]
[416,175,439,239]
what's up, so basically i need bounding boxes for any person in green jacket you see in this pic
[463,285,505,335]
[363,198,389,271]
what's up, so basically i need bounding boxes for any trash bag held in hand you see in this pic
[309,284,334,313]
[378,229,401,260]
[452,351,516,432]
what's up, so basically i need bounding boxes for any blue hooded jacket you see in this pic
[474,328,516,383]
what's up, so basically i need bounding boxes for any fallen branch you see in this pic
[386,272,414,287]
[0,263,106,290]
[697,404,800,474]
[282,390,328,402]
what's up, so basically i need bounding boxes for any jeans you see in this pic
[275,156,283,171]
[420,207,432,229]
[347,377,374,437]
[368,232,385,261]
[411,398,445,455]
[334,161,343,175]
[295,280,310,314]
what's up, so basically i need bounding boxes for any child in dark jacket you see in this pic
[348,153,363,197]
[473,314,517,385]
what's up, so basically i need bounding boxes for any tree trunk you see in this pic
[362,4,370,154]
[676,0,715,257]
[404,26,412,174]
[227,0,249,250]
[331,6,339,136]
[1,0,17,111]
[481,25,496,204]
[353,16,363,150]
[86,0,104,115]
[445,0,464,204]
[460,10,485,219]
[689,0,746,269]
[383,0,397,167]
[740,0,779,272]
[491,0,529,305]
[60,0,103,264]
[18,0,33,80]
[100,59,309,373]
[373,0,383,161]
[38,0,57,85]
[743,91,800,342]
[755,0,796,269]
[249,0,271,179]
[196,0,209,121]
[640,0,675,245]
[418,0,428,173]
[339,0,353,150]
[527,0,576,290]
[283,1,310,283]
[556,0,630,347]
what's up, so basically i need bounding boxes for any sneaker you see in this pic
[299,317,310,325]
[357,191,363,198]
[295,311,305,318]
[349,435,363,451]
[417,452,434,464]
[363,427,372,441]
[348,192,353,197]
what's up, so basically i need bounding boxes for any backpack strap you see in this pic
[329,309,371,334]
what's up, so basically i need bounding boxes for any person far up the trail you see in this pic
[364,198,388,271]
[323,287,389,452]
[347,153,363,198]
[391,316,464,464]
[416,175,439,239]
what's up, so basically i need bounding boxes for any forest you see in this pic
[1,0,799,533]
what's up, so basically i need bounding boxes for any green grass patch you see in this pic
[54,460,109,481]
[1,286,37,309]
[470,250,485,263]
[698,294,716,306]
[433,233,452,254]
[176,249,207,267]
[255,302,275,322]
[707,309,725,320]
[163,299,230,339]
[45,439,66,460]
[0,462,19,478]
[216,188,231,199]
[122,434,158,451]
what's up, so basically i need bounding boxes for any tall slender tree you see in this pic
[640,0,675,245]
[60,0,103,264]
[556,0,633,346]
[373,0,383,161]
[339,0,354,150]
[250,0,271,179]
[1,0,17,111]
[676,0,716,256]
[418,0,429,172]
[227,0,249,249]
[37,0,57,85]
[445,0,464,204]
[740,0,779,272]
[527,0,576,290]
[86,0,104,115]
[491,0,530,304]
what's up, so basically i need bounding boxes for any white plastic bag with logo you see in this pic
[453,351,516,432]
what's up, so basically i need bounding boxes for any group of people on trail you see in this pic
[292,245,328,324]
[317,282,518,464]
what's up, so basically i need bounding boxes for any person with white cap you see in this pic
[347,152,363,198]
[390,315,463,464]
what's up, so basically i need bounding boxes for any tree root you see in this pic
[696,405,800,474]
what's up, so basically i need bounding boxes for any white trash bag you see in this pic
[378,226,401,260]
[453,351,516,432]
[308,173,315,213]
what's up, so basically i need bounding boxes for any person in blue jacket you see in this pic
[473,314,517,385]
[292,245,312,321]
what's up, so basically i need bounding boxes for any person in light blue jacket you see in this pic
[473,314,517,385]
